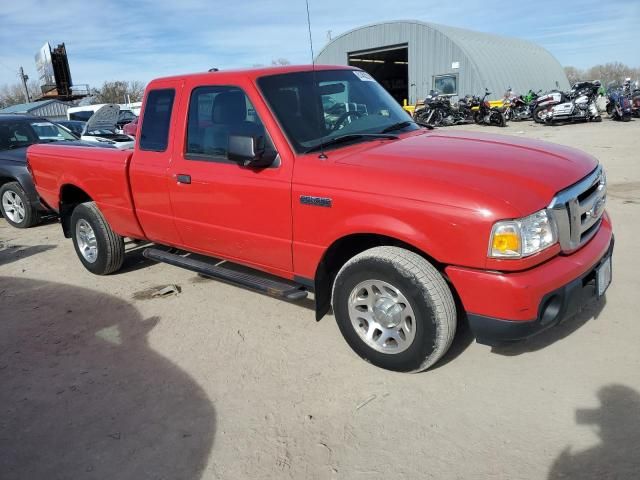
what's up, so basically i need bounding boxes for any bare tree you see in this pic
[90,81,146,104]
[0,80,41,109]
[585,62,639,87]
[563,66,585,86]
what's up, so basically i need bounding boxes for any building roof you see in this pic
[316,20,570,98]
[0,99,68,114]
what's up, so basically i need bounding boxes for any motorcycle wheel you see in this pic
[473,111,483,125]
[533,106,549,124]
[490,111,506,127]
[414,110,431,127]
[429,109,444,127]
[622,114,631,122]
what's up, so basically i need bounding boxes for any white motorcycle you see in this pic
[543,81,602,125]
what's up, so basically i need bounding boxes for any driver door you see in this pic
[167,82,293,274]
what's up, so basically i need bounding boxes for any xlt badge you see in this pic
[300,195,332,208]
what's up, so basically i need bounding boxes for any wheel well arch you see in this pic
[59,184,93,237]
[312,233,443,321]
[0,176,18,187]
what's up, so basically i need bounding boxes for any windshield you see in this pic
[258,69,418,153]
[0,120,76,150]
[30,121,77,141]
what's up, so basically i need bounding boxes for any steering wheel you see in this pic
[331,110,364,131]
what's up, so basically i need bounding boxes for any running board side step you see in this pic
[142,248,308,301]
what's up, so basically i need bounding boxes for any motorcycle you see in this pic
[414,91,471,127]
[606,81,632,122]
[543,81,601,125]
[503,87,539,121]
[628,80,640,118]
[472,89,507,127]
[533,89,568,123]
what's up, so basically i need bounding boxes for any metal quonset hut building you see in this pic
[315,20,570,104]
[0,99,71,122]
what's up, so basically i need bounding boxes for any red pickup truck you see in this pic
[27,65,613,372]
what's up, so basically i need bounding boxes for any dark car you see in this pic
[57,120,87,137]
[0,115,88,228]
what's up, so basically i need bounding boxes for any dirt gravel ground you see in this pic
[1,119,639,480]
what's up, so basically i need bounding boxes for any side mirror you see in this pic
[227,135,277,168]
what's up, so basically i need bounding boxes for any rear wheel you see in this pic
[490,111,506,127]
[70,202,124,275]
[0,182,40,229]
[332,246,456,372]
[533,105,549,124]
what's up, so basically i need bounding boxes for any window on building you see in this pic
[433,74,458,95]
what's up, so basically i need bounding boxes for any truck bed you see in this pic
[27,144,144,239]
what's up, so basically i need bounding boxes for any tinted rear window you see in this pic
[139,89,175,152]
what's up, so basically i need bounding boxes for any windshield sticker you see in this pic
[353,71,375,82]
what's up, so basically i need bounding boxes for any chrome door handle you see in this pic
[176,174,191,184]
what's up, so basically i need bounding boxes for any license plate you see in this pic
[596,256,612,297]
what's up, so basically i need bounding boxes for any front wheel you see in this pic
[70,202,125,275]
[332,246,456,372]
[0,182,40,229]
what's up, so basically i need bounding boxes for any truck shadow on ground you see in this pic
[491,296,606,356]
[0,243,57,267]
[0,277,215,480]
[548,384,640,479]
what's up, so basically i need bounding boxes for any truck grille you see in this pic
[549,166,606,253]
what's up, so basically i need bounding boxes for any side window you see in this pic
[185,86,273,161]
[139,89,175,152]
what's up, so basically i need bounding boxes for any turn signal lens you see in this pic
[489,209,557,259]
[490,223,521,257]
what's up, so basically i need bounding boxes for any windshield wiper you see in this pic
[381,120,434,133]
[305,133,398,154]
[380,121,414,133]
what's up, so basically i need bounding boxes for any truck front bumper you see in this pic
[446,214,613,346]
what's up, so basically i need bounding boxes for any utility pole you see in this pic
[18,67,31,103]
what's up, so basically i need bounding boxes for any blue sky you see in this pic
[0,0,638,88]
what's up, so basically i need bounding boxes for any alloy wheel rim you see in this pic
[75,219,98,263]
[2,191,26,223]
[347,279,417,354]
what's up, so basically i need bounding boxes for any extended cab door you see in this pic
[129,80,182,245]
[166,77,294,274]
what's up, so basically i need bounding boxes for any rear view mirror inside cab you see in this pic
[318,83,345,96]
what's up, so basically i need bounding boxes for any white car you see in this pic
[79,104,135,150]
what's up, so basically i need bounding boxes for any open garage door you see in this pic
[348,44,408,105]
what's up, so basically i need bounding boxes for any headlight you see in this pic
[489,209,557,258]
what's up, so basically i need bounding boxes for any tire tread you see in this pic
[333,246,456,372]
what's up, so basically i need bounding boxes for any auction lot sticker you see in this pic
[353,71,375,81]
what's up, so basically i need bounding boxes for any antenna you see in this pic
[305,0,327,159]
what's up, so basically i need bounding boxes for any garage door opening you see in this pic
[348,45,408,105]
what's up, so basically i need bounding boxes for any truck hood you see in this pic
[335,130,599,215]
[84,104,120,133]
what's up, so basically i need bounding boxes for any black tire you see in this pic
[70,202,124,275]
[622,114,631,122]
[332,246,456,372]
[491,111,507,127]
[473,111,483,124]
[533,105,549,124]
[0,181,41,229]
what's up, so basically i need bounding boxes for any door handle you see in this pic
[176,174,191,184]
